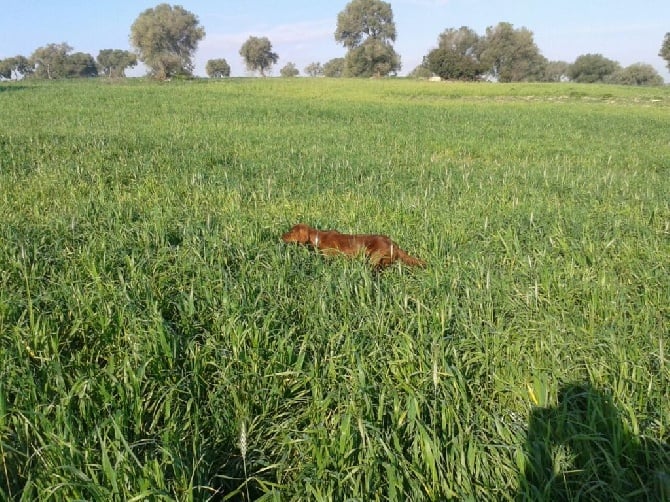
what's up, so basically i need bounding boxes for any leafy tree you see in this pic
[427,48,481,80]
[407,61,432,79]
[438,26,481,57]
[0,56,32,80]
[304,62,323,77]
[130,3,205,79]
[206,58,231,78]
[97,49,137,78]
[65,52,98,77]
[568,54,620,83]
[345,38,400,77]
[543,61,570,82]
[660,33,670,72]
[0,60,10,80]
[323,57,345,77]
[335,0,400,77]
[479,22,547,82]
[425,27,483,81]
[30,44,97,79]
[30,43,73,79]
[280,62,299,77]
[608,63,663,86]
[239,36,278,76]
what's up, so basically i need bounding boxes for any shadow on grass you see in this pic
[0,84,28,93]
[518,383,670,501]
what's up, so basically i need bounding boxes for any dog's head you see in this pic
[282,223,311,244]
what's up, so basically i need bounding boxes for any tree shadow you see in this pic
[518,383,670,501]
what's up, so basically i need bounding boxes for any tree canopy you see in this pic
[304,62,324,77]
[543,61,570,82]
[345,39,401,78]
[335,0,400,77]
[239,36,279,77]
[30,43,97,79]
[660,33,670,72]
[0,60,11,80]
[407,62,432,79]
[438,26,481,57]
[335,0,396,49]
[30,43,72,79]
[568,54,620,83]
[427,49,481,81]
[426,27,483,81]
[424,23,551,82]
[280,62,299,77]
[608,63,663,86]
[206,58,231,78]
[323,58,345,77]
[66,52,98,78]
[0,56,32,80]
[479,22,547,82]
[97,49,137,78]
[130,3,205,79]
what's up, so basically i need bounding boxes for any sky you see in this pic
[1,0,669,82]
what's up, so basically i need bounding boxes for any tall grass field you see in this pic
[1,78,669,500]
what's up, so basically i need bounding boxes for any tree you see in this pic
[206,58,231,78]
[425,27,484,81]
[543,61,570,82]
[0,60,10,80]
[0,56,32,80]
[427,48,481,81]
[335,0,400,77]
[239,36,278,76]
[30,44,98,79]
[31,43,73,79]
[97,49,137,78]
[568,54,620,83]
[407,61,432,79]
[280,62,299,77]
[323,58,345,77]
[130,3,205,79]
[304,62,324,77]
[65,52,98,77]
[608,63,663,86]
[478,22,547,82]
[345,38,400,77]
[438,26,480,57]
[660,33,670,72]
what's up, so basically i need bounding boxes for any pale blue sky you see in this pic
[2,1,669,81]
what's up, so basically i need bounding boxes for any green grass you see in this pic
[1,78,669,500]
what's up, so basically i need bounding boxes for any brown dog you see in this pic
[282,223,426,268]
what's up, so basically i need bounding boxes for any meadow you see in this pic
[0,77,669,500]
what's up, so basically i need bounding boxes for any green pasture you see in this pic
[1,78,669,500]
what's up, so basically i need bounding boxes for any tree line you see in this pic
[0,44,138,80]
[415,24,667,85]
[2,1,669,85]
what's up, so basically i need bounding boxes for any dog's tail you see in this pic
[396,248,426,267]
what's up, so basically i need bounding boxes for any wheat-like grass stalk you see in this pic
[239,421,250,501]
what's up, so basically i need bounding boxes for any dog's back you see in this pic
[283,223,425,269]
